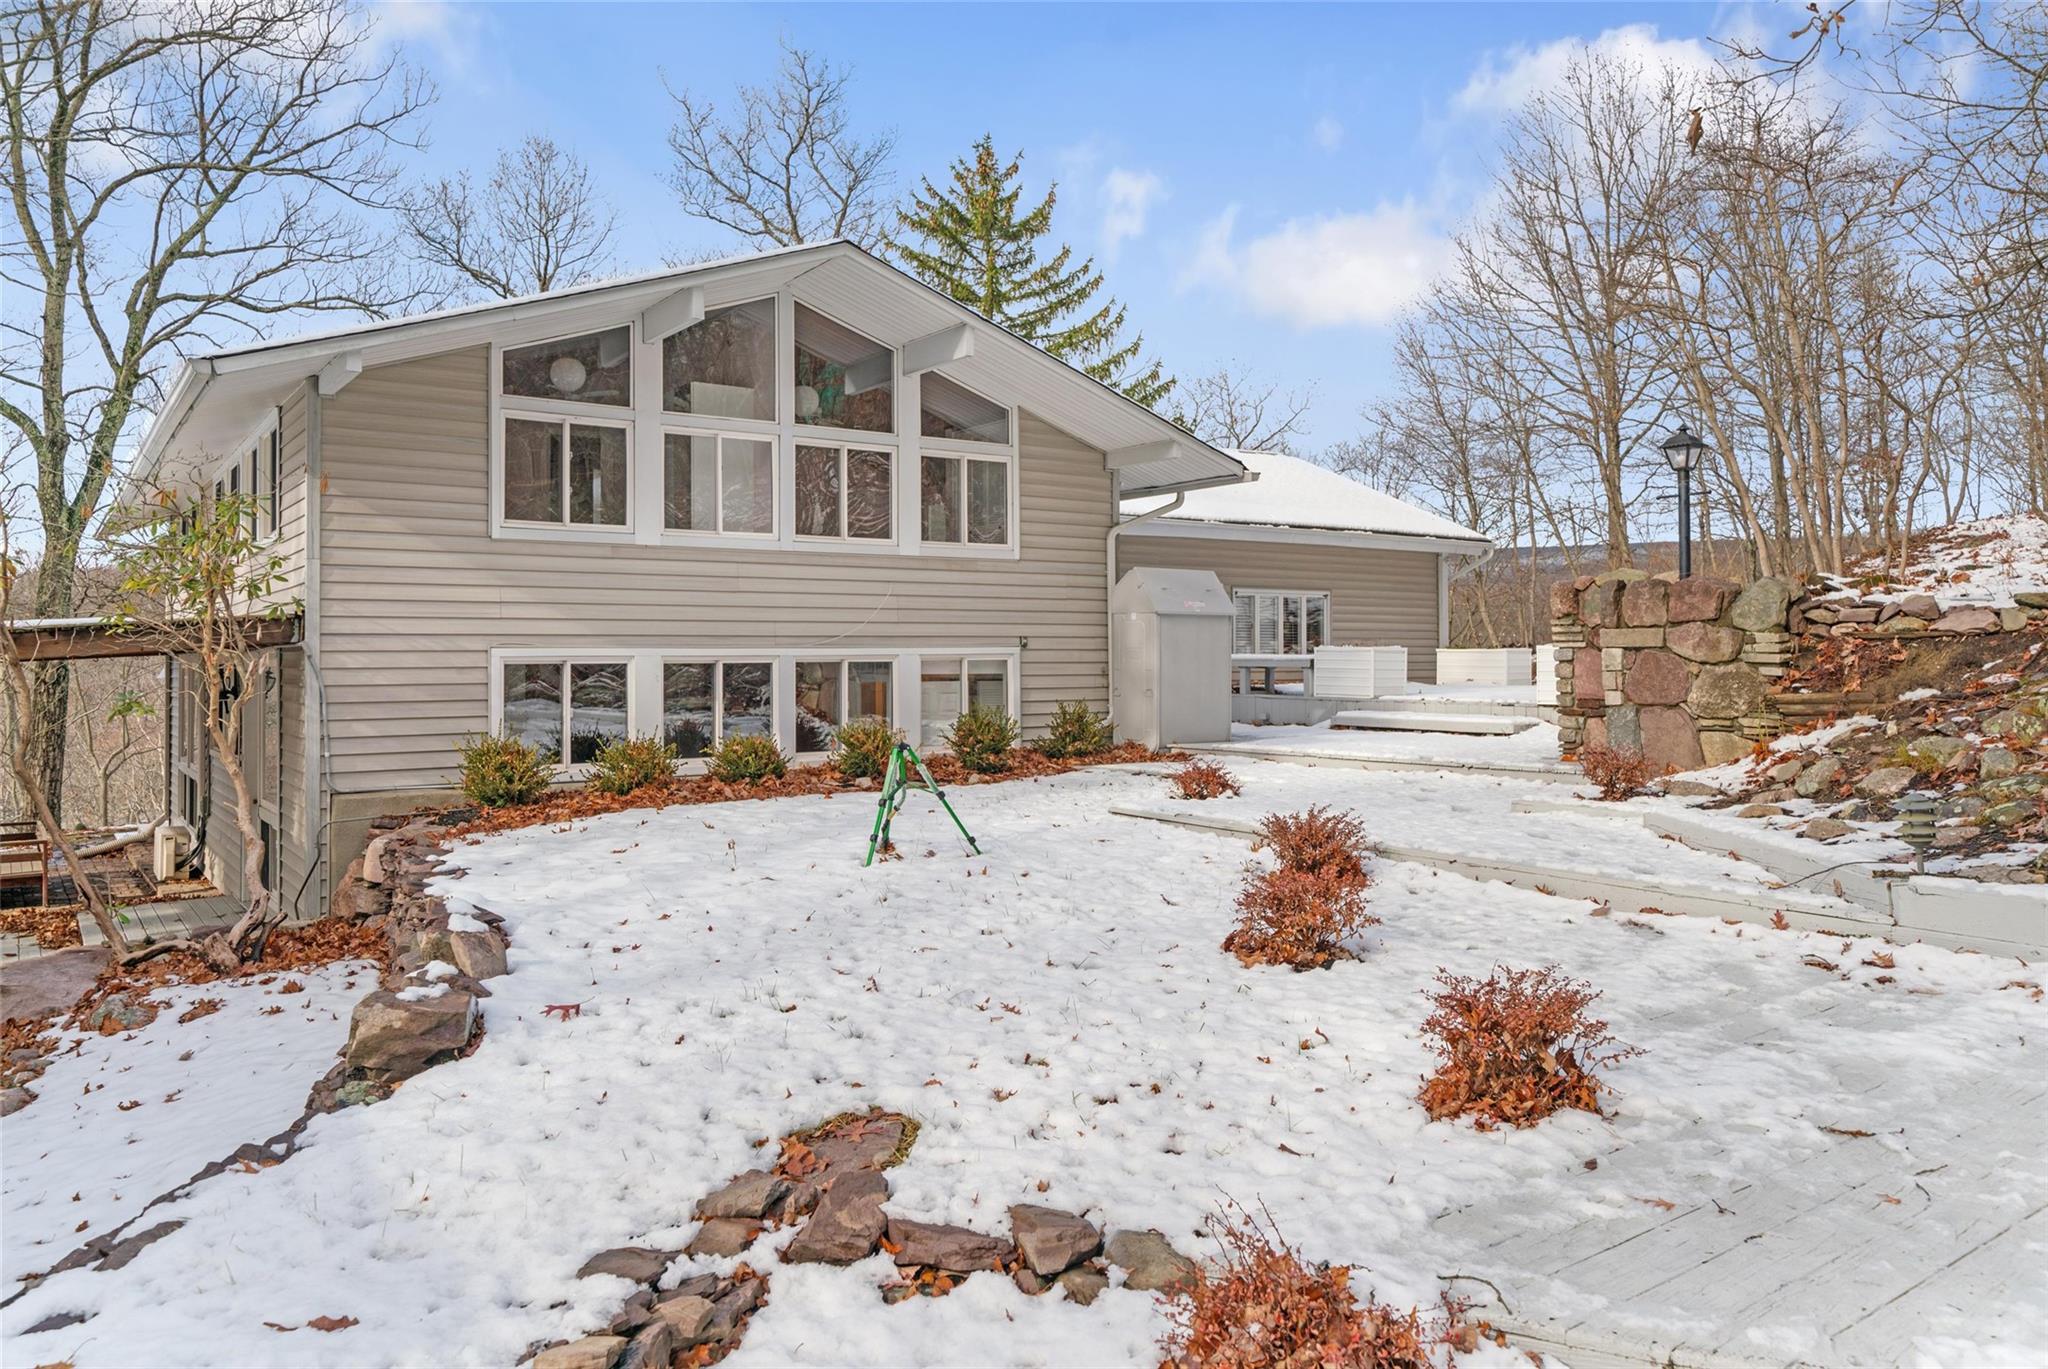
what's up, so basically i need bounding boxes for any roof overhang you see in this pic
[1119,516,1494,559]
[123,241,1249,507]
[6,614,302,662]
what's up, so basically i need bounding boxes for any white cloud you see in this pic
[1099,167,1164,258]
[1455,23,1719,114]
[372,0,489,83]
[1311,115,1344,152]
[1182,202,1451,329]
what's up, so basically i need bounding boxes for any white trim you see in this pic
[656,424,780,541]
[641,285,704,341]
[900,323,975,375]
[487,648,635,778]
[1231,588,1333,656]
[1120,516,1489,558]
[915,445,1020,558]
[316,351,361,396]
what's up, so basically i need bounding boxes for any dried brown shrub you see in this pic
[1223,867,1378,971]
[1254,806,1370,886]
[1161,1202,1449,1369]
[1170,758,1243,800]
[1417,965,1641,1130]
[1577,743,1655,801]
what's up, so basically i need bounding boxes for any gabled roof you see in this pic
[125,240,1246,503]
[1122,450,1489,550]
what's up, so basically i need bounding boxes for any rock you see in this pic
[329,856,369,919]
[685,1218,759,1259]
[1549,580,1581,619]
[1856,767,1917,800]
[1013,1266,1050,1295]
[1738,804,1788,819]
[1935,826,1981,847]
[576,1247,675,1285]
[2000,606,2033,631]
[1008,1205,1102,1277]
[1057,1265,1111,1306]
[1699,730,1751,766]
[1578,581,1625,628]
[406,922,455,964]
[1980,773,2048,802]
[696,1169,790,1221]
[1666,576,1738,624]
[648,1295,715,1346]
[885,1218,1011,1273]
[665,1275,722,1301]
[774,1180,821,1222]
[1983,708,2047,743]
[1606,704,1643,753]
[1730,578,1794,632]
[342,988,477,1083]
[1765,758,1804,783]
[1979,746,2019,780]
[1930,606,1999,634]
[1639,706,1705,773]
[1834,606,1880,624]
[705,1279,767,1341]
[0,946,110,1023]
[447,928,508,981]
[1901,736,1967,769]
[24,1312,90,1334]
[803,1112,912,1176]
[532,1335,628,1369]
[93,1219,184,1271]
[333,1079,387,1109]
[87,992,158,1035]
[2016,591,2048,610]
[1900,593,1942,619]
[1659,779,1719,796]
[783,1170,889,1265]
[1794,756,1844,799]
[1572,645,1604,702]
[1802,818,1855,841]
[0,1086,32,1116]
[1687,663,1766,720]
[607,1291,654,1335]
[1621,579,1669,627]
[1666,622,1742,664]
[1984,801,2035,830]
[1595,566,1650,583]
[616,1323,674,1369]
[361,835,392,886]
[1623,650,1689,706]
[1105,1230,1198,1293]
[1938,796,1988,821]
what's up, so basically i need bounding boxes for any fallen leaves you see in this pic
[541,1003,581,1021]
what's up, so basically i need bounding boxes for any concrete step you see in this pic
[1326,710,1536,736]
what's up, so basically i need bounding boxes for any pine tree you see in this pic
[895,136,1173,408]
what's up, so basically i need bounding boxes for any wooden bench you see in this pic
[0,826,51,906]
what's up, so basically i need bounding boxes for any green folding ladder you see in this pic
[863,741,980,866]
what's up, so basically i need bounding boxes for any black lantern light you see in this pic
[1660,423,1708,577]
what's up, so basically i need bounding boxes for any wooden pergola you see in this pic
[6,614,301,662]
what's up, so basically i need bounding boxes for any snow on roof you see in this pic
[1122,449,1488,545]
[1830,512,2048,608]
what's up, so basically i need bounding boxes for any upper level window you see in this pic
[921,373,1009,445]
[663,299,774,421]
[795,304,892,434]
[504,327,631,407]
[506,417,629,527]
[920,453,1008,546]
[795,445,892,541]
[664,432,773,535]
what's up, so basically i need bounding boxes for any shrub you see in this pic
[586,735,678,796]
[1417,965,1642,1130]
[1036,699,1114,759]
[833,717,900,780]
[1578,743,1655,801]
[1169,758,1242,800]
[1222,866,1378,971]
[945,704,1020,774]
[709,733,788,783]
[455,733,553,809]
[1255,806,1370,886]
[1162,1202,1445,1369]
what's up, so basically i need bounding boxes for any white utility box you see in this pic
[152,825,189,882]
[1436,648,1535,686]
[1111,567,1234,749]
[1312,645,1408,698]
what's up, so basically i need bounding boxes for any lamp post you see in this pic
[1660,423,1707,578]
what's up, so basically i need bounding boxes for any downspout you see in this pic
[1104,486,1186,733]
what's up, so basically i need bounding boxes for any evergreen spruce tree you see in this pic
[896,136,1173,408]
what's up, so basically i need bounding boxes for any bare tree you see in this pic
[664,36,895,250]
[0,0,430,825]
[402,134,618,302]
[1172,366,1315,453]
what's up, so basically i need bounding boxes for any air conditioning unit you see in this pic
[153,825,189,882]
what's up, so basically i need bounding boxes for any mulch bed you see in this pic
[449,743,1181,839]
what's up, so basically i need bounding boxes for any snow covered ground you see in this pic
[1226,719,1567,769]
[2,764,2040,1367]
[1835,511,2048,607]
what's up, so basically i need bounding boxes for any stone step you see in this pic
[1325,710,1536,736]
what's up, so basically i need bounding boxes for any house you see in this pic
[113,241,1489,919]
[1118,449,1492,686]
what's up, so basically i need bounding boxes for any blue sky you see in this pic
[377,1,1744,448]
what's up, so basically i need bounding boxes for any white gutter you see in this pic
[1104,486,1188,734]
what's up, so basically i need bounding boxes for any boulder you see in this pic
[2001,607,2033,631]
[1979,773,2048,803]
[1605,704,1643,753]
[1984,801,2037,829]
[1549,579,1581,619]
[1930,606,1998,634]
[1979,746,2018,780]
[614,1322,672,1369]
[1856,767,1917,800]
[1738,804,1788,819]
[1595,567,1650,583]
[1008,1205,1102,1277]
[1105,1230,1198,1293]
[684,1218,758,1259]
[1765,758,1804,784]
[1057,1265,1111,1306]
[1983,708,2047,743]
[1901,736,1967,769]
[606,1291,654,1336]
[447,928,508,981]
[783,1170,888,1265]
[1659,778,1720,796]
[1802,818,1855,841]
[343,988,477,1083]
[1666,576,1738,624]
[649,1295,716,1346]
[1699,730,1751,766]
[1794,756,1844,799]
[2016,591,2048,610]
[705,1279,766,1341]
[0,1087,33,1117]
[576,1247,675,1286]
[696,1169,790,1221]
[360,835,391,886]
[1666,622,1743,664]
[1730,578,1795,632]
[1623,650,1690,706]
[884,1218,1011,1273]
[532,1336,627,1369]
[804,1113,911,1176]
[1938,796,1989,821]
[1687,664,1766,720]
[1579,581,1625,628]
[1900,593,1942,620]
[1621,579,1669,627]
[1639,706,1705,773]
[86,992,158,1035]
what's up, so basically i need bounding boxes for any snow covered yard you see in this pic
[3,763,2042,1367]
[1225,719,1567,770]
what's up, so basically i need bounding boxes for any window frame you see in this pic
[659,425,779,540]
[791,655,897,757]
[498,409,635,532]
[918,448,1016,553]
[658,653,779,756]
[913,649,1020,751]
[491,323,644,542]
[660,294,780,430]
[489,650,635,777]
[919,370,1013,450]
[1231,588,1333,656]
[792,299,897,441]
[792,441,895,544]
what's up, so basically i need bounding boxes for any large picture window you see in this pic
[794,304,893,434]
[503,327,631,407]
[501,659,629,765]
[664,432,774,535]
[662,659,773,757]
[794,658,894,753]
[795,445,892,541]
[1233,591,1330,655]
[504,416,629,527]
[921,453,1008,546]
[663,299,775,421]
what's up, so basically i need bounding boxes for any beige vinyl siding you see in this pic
[271,384,311,602]
[187,649,310,913]
[317,346,1113,793]
[1118,534,1443,683]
